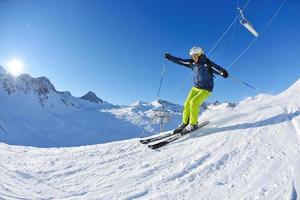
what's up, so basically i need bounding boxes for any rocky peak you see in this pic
[18,74,33,82]
[1,72,57,103]
[32,76,56,95]
[80,91,103,103]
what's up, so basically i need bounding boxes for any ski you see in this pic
[140,131,178,144]
[148,134,181,149]
[148,121,209,149]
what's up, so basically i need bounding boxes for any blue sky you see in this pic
[0,0,299,105]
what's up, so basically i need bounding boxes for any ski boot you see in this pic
[181,124,199,135]
[173,123,187,134]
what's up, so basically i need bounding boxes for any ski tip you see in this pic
[200,121,210,126]
[148,145,159,150]
[139,140,149,144]
[147,143,160,150]
[148,140,170,150]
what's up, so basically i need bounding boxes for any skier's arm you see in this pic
[165,53,192,68]
[209,60,228,78]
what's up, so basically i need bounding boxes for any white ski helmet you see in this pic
[189,46,204,56]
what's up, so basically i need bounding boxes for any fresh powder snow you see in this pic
[0,71,299,199]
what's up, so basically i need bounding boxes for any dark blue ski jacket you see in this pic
[166,54,228,92]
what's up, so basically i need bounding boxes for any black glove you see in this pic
[165,53,172,60]
[220,69,228,78]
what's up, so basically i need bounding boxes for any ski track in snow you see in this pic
[0,80,300,199]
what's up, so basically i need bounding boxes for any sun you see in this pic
[7,58,24,76]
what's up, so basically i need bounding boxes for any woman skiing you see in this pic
[165,46,228,134]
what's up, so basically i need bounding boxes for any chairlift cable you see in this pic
[207,0,251,56]
[227,0,286,70]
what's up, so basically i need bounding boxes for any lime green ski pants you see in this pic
[182,87,211,125]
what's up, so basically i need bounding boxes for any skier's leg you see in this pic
[182,87,198,124]
[189,89,211,125]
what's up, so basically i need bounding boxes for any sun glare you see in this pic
[7,58,24,76]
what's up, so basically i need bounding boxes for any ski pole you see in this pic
[229,75,257,91]
[156,59,167,100]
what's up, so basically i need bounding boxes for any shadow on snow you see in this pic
[194,111,300,138]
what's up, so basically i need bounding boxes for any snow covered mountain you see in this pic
[0,66,216,147]
[0,65,236,147]
[0,78,299,199]
[0,66,142,147]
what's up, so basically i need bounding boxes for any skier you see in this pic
[165,46,228,135]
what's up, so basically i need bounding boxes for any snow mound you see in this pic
[279,78,300,97]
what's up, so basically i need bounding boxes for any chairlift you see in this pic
[153,107,170,118]
[152,104,171,133]
[237,7,259,37]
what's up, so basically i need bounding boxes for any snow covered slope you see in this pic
[0,79,299,199]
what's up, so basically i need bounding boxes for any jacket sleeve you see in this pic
[166,54,192,69]
[208,59,228,78]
